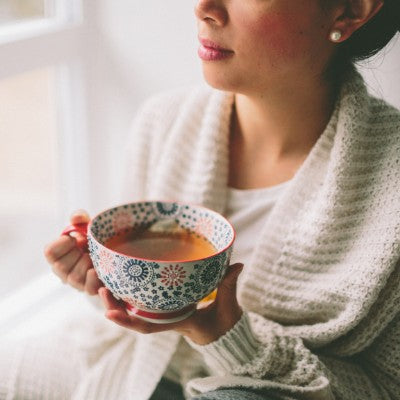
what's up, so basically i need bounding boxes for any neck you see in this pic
[232,76,337,160]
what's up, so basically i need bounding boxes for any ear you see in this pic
[329,0,384,42]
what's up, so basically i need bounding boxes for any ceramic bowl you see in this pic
[67,201,235,323]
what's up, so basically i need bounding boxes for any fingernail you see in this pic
[71,209,89,218]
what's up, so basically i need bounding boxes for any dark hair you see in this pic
[341,0,400,62]
[328,0,400,79]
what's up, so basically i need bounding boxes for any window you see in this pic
[0,0,48,24]
[0,67,59,296]
[0,0,88,297]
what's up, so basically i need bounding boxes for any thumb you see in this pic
[69,210,90,249]
[216,263,244,306]
[70,209,90,225]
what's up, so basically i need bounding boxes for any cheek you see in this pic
[241,13,313,63]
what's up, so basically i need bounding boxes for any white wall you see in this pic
[359,35,400,109]
[84,2,400,212]
[85,1,202,212]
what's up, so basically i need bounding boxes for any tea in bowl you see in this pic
[63,201,235,324]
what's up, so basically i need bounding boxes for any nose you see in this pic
[195,0,228,27]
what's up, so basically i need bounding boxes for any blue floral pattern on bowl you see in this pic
[87,201,235,323]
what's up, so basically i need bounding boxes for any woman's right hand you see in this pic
[44,210,103,295]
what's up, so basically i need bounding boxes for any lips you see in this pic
[198,37,234,61]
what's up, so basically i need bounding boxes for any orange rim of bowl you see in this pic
[88,200,236,264]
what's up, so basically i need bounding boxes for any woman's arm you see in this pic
[185,310,400,399]
[321,312,400,399]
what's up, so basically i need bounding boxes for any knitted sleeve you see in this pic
[186,311,400,399]
[321,312,400,399]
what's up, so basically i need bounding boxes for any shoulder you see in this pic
[365,96,400,166]
[339,69,400,148]
[367,96,400,133]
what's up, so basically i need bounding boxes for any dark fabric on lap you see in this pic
[150,378,275,400]
[191,387,272,400]
[149,377,186,400]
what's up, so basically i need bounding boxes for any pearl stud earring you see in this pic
[330,30,342,42]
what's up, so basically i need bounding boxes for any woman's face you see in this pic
[195,0,337,95]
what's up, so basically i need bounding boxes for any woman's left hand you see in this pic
[98,263,244,345]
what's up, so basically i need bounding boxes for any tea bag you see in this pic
[148,218,186,235]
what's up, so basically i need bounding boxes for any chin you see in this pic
[202,67,241,93]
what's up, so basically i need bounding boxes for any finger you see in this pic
[68,210,90,251]
[216,263,244,310]
[84,268,104,295]
[106,310,177,334]
[98,287,125,311]
[98,288,144,329]
[98,288,179,334]
[70,209,90,225]
[72,232,89,251]
[66,253,93,291]
[219,263,243,291]
[44,235,77,264]
[52,247,83,282]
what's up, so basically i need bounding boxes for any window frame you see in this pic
[0,0,92,220]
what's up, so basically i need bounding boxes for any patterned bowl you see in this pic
[65,201,235,323]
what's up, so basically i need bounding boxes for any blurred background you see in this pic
[0,0,399,298]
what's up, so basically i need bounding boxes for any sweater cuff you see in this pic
[185,312,261,374]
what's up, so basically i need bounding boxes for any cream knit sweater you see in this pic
[5,70,399,400]
[115,69,400,400]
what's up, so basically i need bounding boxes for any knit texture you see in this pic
[2,69,399,400]
[119,68,400,399]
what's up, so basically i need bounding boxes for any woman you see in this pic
[6,0,400,399]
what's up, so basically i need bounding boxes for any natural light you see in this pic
[0,2,399,399]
